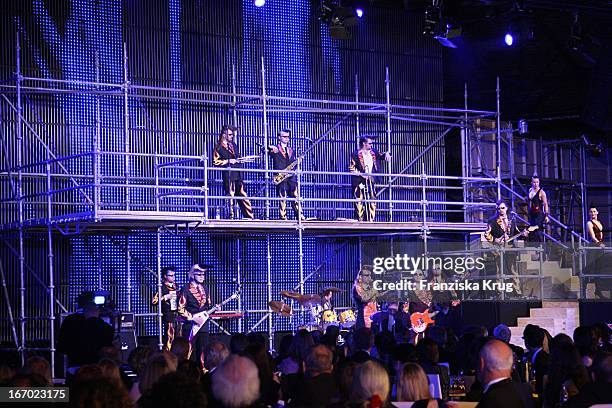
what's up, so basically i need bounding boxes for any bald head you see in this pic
[479,339,514,384]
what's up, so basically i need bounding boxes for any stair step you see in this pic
[516,317,566,328]
[531,308,570,318]
[542,301,579,309]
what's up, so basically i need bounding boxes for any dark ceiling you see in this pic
[380,0,612,138]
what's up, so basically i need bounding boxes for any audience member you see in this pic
[138,352,178,398]
[349,360,390,407]
[229,333,249,355]
[139,372,207,408]
[397,362,448,407]
[543,341,589,408]
[476,339,534,408]
[21,356,52,386]
[212,354,261,408]
[574,325,599,368]
[289,344,339,407]
[71,376,133,408]
[523,324,549,396]
[171,337,192,362]
[565,352,612,407]
[417,337,450,400]
[350,327,374,363]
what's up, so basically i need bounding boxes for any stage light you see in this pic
[356,8,363,18]
[518,119,528,134]
[320,0,359,40]
[423,0,462,48]
[254,0,265,7]
[504,33,514,46]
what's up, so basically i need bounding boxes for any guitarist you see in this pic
[353,266,380,329]
[484,200,528,297]
[178,264,212,367]
[268,129,304,221]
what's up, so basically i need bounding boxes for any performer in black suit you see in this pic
[483,199,528,297]
[178,264,212,368]
[476,339,535,408]
[268,129,303,220]
[212,124,254,219]
[349,136,391,222]
[152,266,181,350]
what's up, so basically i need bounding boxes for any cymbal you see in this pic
[268,301,291,317]
[322,286,343,293]
[280,290,301,300]
[299,294,322,306]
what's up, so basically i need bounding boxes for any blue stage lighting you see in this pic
[356,8,363,18]
[504,33,514,46]
[254,0,265,7]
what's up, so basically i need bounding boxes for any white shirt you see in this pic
[362,151,373,173]
[483,376,510,394]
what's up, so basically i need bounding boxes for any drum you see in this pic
[339,309,356,328]
[321,310,338,323]
[320,310,338,331]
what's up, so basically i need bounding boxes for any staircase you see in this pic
[515,244,580,299]
[509,301,579,348]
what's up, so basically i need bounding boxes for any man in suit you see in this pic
[287,344,339,407]
[523,324,549,397]
[268,129,304,221]
[348,136,391,221]
[476,339,534,408]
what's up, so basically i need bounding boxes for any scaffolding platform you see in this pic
[2,210,487,235]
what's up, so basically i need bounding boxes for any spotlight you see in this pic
[504,33,514,46]
[356,8,363,18]
[423,0,462,48]
[518,119,528,134]
[320,0,359,40]
[254,0,265,6]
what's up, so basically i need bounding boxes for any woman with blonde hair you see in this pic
[396,363,448,408]
[350,360,391,407]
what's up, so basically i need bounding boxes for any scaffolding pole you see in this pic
[462,83,468,222]
[46,137,56,379]
[156,228,163,350]
[261,57,270,220]
[16,32,25,364]
[385,67,393,222]
[123,43,131,212]
[496,77,502,201]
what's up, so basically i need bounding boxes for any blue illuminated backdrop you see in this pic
[0,0,445,338]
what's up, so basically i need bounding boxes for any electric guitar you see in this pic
[410,310,439,333]
[189,291,239,341]
[500,225,539,245]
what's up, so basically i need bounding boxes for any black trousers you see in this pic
[183,321,209,368]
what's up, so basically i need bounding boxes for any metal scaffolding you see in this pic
[1,33,610,379]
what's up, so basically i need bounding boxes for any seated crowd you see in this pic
[0,322,610,408]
